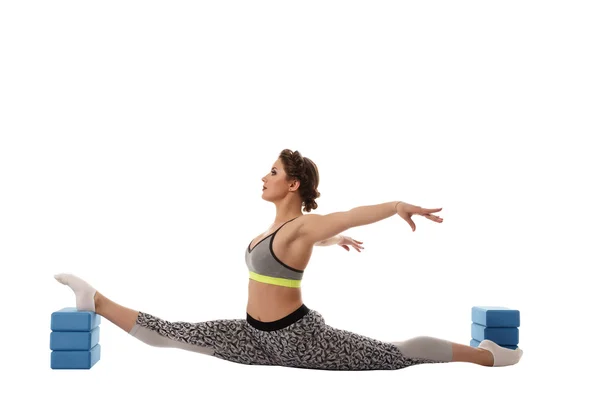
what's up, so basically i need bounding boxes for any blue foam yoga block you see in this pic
[471,323,519,345]
[50,326,100,350]
[470,339,518,350]
[51,307,101,332]
[51,344,101,369]
[472,306,520,327]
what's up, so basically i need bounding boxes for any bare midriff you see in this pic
[246,279,304,322]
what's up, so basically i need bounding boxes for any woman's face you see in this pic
[261,158,295,201]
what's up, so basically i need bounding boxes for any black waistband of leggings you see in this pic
[246,304,310,331]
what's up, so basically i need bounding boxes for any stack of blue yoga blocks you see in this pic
[470,306,520,350]
[50,307,102,369]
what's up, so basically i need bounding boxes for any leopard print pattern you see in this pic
[135,311,273,366]
[135,309,445,370]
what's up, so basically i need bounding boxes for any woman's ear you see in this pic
[289,179,300,191]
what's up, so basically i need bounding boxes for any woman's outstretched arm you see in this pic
[297,201,443,245]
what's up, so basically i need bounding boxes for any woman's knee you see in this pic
[129,323,216,355]
[393,336,453,362]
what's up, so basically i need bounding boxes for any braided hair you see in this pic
[278,149,320,212]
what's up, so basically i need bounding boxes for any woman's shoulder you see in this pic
[276,213,320,244]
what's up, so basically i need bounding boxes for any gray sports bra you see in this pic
[245,217,303,288]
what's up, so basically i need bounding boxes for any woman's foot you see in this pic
[478,340,524,367]
[54,273,97,312]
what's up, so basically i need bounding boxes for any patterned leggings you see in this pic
[129,304,453,370]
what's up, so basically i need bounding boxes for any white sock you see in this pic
[54,273,97,312]
[478,339,523,367]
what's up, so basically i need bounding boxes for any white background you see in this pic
[1,1,599,399]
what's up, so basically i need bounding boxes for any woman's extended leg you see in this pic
[53,273,144,332]
[393,336,523,367]
[54,273,272,365]
[255,309,447,371]
[259,309,523,370]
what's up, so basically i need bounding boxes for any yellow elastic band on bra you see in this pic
[249,271,302,288]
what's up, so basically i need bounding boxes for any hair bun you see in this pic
[278,148,320,213]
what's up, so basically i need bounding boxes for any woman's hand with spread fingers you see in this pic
[338,235,364,252]
[395,201,443,232]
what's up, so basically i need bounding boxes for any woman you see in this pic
[55,149,523,370]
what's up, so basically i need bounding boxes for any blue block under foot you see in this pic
[51,307,101,332]
[51,344,101,369]
[50,326,100,350]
